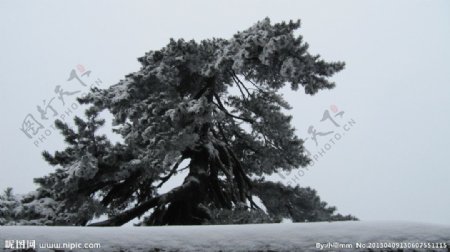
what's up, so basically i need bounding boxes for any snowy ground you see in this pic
[1,221,449,251]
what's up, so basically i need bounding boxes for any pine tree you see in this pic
[0,188,19,225]
[5,18,353,226]
[253,181,357,222]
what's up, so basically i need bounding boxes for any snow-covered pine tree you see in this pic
[0,188,18,225]
[253,181,357,223]
[4,18,354,226]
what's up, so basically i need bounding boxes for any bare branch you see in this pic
[213,93,254,124]
[230,73,248,100]
[156,155,186,188]
[231,71,251,97]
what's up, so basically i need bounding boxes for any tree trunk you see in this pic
[150,146,211,225]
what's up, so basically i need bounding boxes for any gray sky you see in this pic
[0,0,449,225]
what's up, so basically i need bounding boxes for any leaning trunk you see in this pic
[148,148,211,225]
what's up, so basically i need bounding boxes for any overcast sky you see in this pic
[0,0,449,225]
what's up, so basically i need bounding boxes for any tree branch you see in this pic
[88,177,199,226]
[226,146,252,189]
[156,155,186,188]
[230,73,248,100]
[247,195,262,210]
[101,171,142,206]
[231,71,251,97]
[213,93,254,124]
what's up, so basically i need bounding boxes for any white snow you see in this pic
[1,221,449,251]
[280,218,293,224]
[251,196,268,214]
